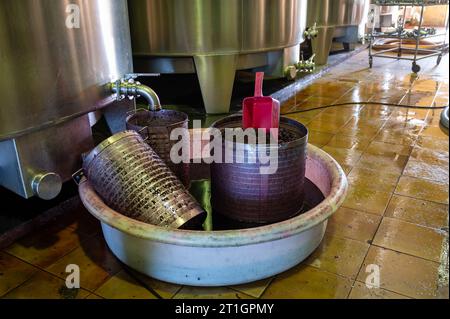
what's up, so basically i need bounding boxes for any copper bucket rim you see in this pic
[83,130,139,170]
[125,108,189,131]
[210,114,308,151]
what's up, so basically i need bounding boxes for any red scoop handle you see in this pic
[254,72,264,97]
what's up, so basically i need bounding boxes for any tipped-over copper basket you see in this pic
[83,130,205,229]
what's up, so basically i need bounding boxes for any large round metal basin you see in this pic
[78,144,347,286]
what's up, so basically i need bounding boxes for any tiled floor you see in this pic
[1,50,448,299]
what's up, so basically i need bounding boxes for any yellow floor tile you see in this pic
[338,119,383,138]
[296,96,338,111]
[358,106,392,121]
[415,135,449,152]
[313,113,354,127]
[395,176,449,204]
[0,252,38,297]
[94,270,161,299]
[284,114,313,124]
[373,217,445,262]
[262,265,352,299]
[174,286,253,299]
[5,224,89,269]
[390,109,430,122]
[433,95,449,107]
[321,146,363,167]
[326,207,382,243]
[382,119,425,133]
[126,269,182,299]
[283,109,323,120]
[336,89,374,104]
[356,153,409,175]
[356,246,440,299]
[45,235,122,292]
[385,195,449,229]
[400,92,435,107]
[305,234,369,279]
[343,185,392,216]
[319,106,361,118]
[348,281,410,299]
[410,147,449,166]
[325,134,372,151]
[308,130,334,148]
[347,167,400,193]
[411,79,440,93]
[229,278,273,298]
[403,159,449,183]
[374,129,418,146]
[307,119,348,134]
[2,271,90,299]
[420,125,449,139]
[280,97,296,113]
[354,83,386,95]
[365,141,412,157]
[299,83,353,99]
[426,113,446,127]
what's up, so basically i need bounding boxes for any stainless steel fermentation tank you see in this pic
[128,0,307,114]
[307,0,369,65]
[0,0,156,199]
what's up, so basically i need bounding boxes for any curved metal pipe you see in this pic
[134,83,162,111]
[111,81,161,111]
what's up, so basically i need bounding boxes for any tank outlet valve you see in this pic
[284,65,298,81]
[110,77,162,111]
[304,22,319,40]
[296,54,316,73]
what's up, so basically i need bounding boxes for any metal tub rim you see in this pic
[78,144,347,247]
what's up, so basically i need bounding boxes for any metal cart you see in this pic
[368,0,449,73]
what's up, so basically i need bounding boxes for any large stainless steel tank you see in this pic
[128,0,307,114]
[0,0,133,199]
[306,0,369,65]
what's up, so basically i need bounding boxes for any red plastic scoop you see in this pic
[242,72,280,131]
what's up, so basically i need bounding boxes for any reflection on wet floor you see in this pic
[0,49,448,299]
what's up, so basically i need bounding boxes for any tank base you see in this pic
[133,45,301,114]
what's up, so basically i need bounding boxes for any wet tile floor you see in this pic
[1,50,448,299]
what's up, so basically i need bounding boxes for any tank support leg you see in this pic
[194,54,238,114]
[311,26,335,65]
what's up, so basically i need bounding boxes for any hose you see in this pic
[281,101,448,116]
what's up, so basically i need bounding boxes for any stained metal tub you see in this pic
[78,144,347,286]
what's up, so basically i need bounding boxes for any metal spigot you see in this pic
[111,74,162,111]
[296,53,316,73]
[284,65,298,81]
[304,22,319,40]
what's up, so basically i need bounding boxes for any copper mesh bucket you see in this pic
[210,115,308,224]
[82,131,206,229]
[126,109,190,187]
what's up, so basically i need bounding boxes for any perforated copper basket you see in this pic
[210,115,308,224]
[126,109,190,187]
[82,131,206,229]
